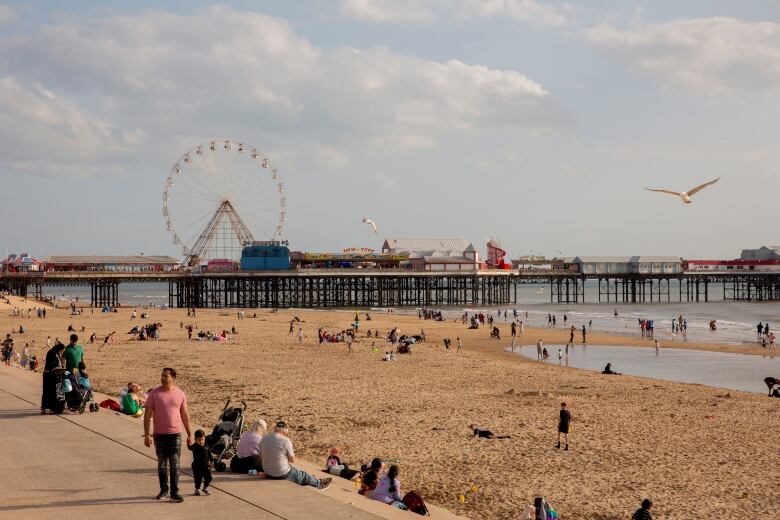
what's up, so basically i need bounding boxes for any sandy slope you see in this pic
[3,300,778,519]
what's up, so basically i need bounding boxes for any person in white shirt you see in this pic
[260,421,331,490]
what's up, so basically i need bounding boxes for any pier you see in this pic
[3,270,780,308]
[0,270,516,308]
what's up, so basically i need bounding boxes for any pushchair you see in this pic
[205,399,247,471]
[62,372,97,414]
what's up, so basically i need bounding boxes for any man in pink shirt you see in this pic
[143,367,192,502]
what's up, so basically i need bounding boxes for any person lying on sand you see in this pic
[602,363,621,375]
[469,424,510,439]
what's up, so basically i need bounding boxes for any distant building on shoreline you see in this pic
[740,246,780,261]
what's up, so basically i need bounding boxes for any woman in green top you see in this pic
[122,386,144,417]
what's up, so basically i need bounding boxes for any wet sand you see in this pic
[3,297,779,519]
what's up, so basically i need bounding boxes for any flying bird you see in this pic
[645,177,720,204]
[362,217,378,234]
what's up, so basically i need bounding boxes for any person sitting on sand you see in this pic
[764,377,780,397]
[231,420,266,473]
[324,447,360,480]
[632,498,654,520]
[359,458,384,496]
[602,363,621,375]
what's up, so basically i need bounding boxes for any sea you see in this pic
[508,345,778,395]
[44,281,780,345]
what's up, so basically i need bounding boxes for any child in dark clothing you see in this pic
[324,447,360,480]
[188,429,213,495]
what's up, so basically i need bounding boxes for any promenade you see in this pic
[0,367,461,520]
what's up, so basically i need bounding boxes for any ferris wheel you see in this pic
[162,140,286,264]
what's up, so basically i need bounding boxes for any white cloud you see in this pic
[0,6,563,177]
[458,0,569,27]
[341,0,569,27]
[0,5,15,25]
[316,145,351,168]
[585,17,780,95]
[341,0,437,23]
[0,77,136,177]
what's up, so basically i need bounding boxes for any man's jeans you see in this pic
[154,433,181,495]
[283,466,320,487]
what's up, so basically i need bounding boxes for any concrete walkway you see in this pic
[0,368,463,520]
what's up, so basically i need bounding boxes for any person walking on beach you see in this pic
[143,367,192,502]
[556,402,571,450]
[457,337,463,354]
[632,499,654,520]
[536,339,543,361]
[581,325,587,344]
[569,326,575,344]
[298,328,305,344]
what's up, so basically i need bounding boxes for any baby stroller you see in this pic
[62,372,97,414]
[206,399,247,471]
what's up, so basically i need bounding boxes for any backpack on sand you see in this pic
[403,491,430,516]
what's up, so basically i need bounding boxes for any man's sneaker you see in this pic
[156,491,169,500]
[194,489,200,496]
[202,488,210,495]
[318,477,332,490]
[564,445,569,451]
[555,443,560,449]
[170,494,184,503]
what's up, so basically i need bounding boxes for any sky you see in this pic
[1,0,779,260]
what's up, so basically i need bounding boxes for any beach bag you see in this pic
[328,464,345,476]
[402,491,430,516]
[99,399,121,411]
[59,379,73,394]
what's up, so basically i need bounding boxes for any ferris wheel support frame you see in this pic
[185,200,255,265]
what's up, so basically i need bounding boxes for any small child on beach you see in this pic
[324,447,360,480]
[188,429,213,496]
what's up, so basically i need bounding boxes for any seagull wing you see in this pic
[645,188,681,197]
[686,177,720,197]
[363,218,378,233]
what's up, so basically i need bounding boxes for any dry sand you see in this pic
[3,297,779,519]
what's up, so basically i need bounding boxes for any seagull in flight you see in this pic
[362,217,378,233]
[645,177,720,204]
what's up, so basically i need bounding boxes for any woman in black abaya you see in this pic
[41,342,66,414]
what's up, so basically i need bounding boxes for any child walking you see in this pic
[188,429,213,495]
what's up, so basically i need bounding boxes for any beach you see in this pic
[3,297,779,519]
